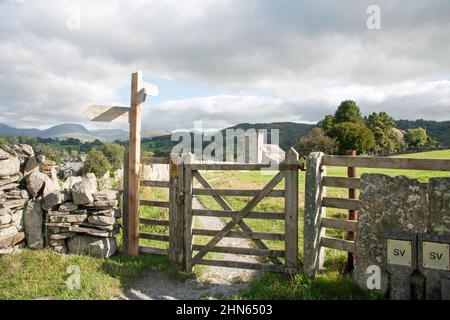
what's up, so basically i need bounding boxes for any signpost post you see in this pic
[84,71,159,256]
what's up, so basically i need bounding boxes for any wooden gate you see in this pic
[183,148,300,273]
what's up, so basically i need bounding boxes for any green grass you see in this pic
[0,249,169,300]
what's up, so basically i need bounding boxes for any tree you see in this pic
[406,128,428,149]
[41,144,62,164]
[334,100,364,124]
[295,127,337,158]
[0,137,6,145]
[82,148,112,178]
[102,142,125,172]
[366,112,401,153]
[332,122,376,154]
[320,114,335,134]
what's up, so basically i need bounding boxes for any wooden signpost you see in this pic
[84,71,159,256]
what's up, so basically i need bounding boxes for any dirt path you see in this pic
[120,197,260,300]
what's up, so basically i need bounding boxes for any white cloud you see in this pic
[0,0,449,130]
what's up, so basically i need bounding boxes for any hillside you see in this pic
[396,119,450,147]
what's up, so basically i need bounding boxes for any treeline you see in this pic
[296,100,440,158]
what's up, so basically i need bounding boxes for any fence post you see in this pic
[122,149,129,254]
[127,71,143,256]
[183,153,195,272]
[304,152,326,278]
[344,149,357,274]
[284,148,299,273]
[169,154,184,269]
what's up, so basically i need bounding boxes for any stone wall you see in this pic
[0,144,121,258]
[0,145,33,254]
[354,174,450,299]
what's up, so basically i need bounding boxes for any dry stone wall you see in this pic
[354,174,450,300]
[0,144,121,258]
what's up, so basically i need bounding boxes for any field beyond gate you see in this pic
[129,149,302,273]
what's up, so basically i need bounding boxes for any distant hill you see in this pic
[396,119,450,147]
[142,129,171,139]
[0,123,130,142]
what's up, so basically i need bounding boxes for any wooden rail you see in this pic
[187,163,302,171]
[320,236,355,252]
[139,218,169,226]
[322,176,361,189]
[140,200,170,208]
[321,217,358,232]
[322,197,360,210]
[139,232,169,242]
[192,188,285,197]
[192,228,285,241]
[192,244,285,258]
[322,155,450,171]
[192,209,285,220]
[140,180,170,188]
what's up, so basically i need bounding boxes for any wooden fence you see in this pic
[303,152,450,278]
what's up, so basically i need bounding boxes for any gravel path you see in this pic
[120,197,260,300]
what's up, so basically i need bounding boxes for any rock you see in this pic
[43,169,60,198]
[50,232,75,240]
[18,144,34,157]
[44,191,68,208]
[67,235,117,258]
[0,213,12,225]
[0,158,20,176]
[353,174,429,298]
[2,199,27,210]
[62,176,82,191]
[24,156,40,176]
[0,174,20,187]
[45,222,72,228]
[98,172,111,190]
[11,209,24,230]
[93,190,120,201]
[68,225,118,237]
[24,200,44,249]
[0,225,18,248]
[59,202,78,212]
[48,213,87,224]
[87,215,116,226]
[89,209,121,218]
[36,155,46,163]
[0,148,11,160]
[71,178,97,205]
[26,171,50,198]
[49,239,66,247]
[85,200,119,209]
[52,245,68,254]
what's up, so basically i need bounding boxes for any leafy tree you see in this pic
[406,128,429,149]
[334,100,364,124]
[102,142,125,172]
[295,127,337,158]
[41,144,62,164]
[367,112,401,153]
[320,114,335,134]
[332,122,376,154]
[83,148,112,178]
[0,137,6,145]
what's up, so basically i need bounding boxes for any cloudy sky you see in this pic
[0,0,449,132]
